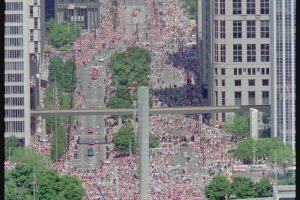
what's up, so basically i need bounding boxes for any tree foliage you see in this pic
[50,123,67,161]
[232,177,256,199]
[149,133,160,148]
[112,123,137,153]
[5,136,21,159]
[225,112,250,138]
[46,18,81,49]
[234,137,294,166]
[183,0,196,18]
[254,178,273,197]
[108,46,151,108]
[204,175,233,200]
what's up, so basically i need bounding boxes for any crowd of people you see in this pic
[14,0,246,199]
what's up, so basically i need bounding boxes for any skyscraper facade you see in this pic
[198,0,271,121]
[271,0,295,151]
[5,0,44,146]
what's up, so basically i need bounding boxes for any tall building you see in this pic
[5,0,44,146]
[198,0,271,122]
[55,0,100,30]
[270,0,295,151]
[45,0,55,21]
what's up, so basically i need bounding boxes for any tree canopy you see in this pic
[46,18,81,49]
[149,133,160,148]
[204,175,233,200]
[232,176,256,199]
[225,112,250,138]
[5,136,22,159]
[112,123,137,153]
[234,137,294,166]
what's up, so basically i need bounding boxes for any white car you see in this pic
[98,58,105,62]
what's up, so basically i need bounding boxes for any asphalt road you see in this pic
[72,48,113,170]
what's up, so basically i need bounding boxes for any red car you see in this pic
[91,67,99,80]
[88,139,95,146]
[87,128,94,134]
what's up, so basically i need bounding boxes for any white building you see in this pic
[270,0,295,151]
[197,0,271,122]
[5,0,44,146]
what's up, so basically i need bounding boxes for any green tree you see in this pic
[46,19,80,49]
[234,137,255,162]
[149,133,160,148]
[5,135,20,158]
[112,123,137,153]
[50,124,67,161]
[60,176,85,200]
[254,178,273,197]
[232,176,256,199]
[204,175,233,200]
[11,163,34,189]
[267,144,294,167]
[225,112,250,138]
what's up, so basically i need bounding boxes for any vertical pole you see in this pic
[55,78,58,161]
[33,172,36,200]
[253,140,256,165]
[8,147,11,161]
[138,87,149,200]
[275,150,277,185]
[129,140,132,156]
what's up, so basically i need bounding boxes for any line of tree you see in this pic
[46,18,81,50]
[107,46,152,108]
[182,0,196,19]
[112,123,160,153]
[224,112,250,138]
[5,148,85,200]
[233,137,294,167]
[205,175,273,200]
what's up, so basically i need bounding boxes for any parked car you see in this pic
[87,147,94,156]
[88,139,95,146]
[87,128,94,134]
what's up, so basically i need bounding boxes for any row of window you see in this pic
[5,121,24,133]
[215,44,269,63]
[5,97,24,106]
[5,50,23,58]
[5,62,24,70]
[215,91,269,106]
[233,0,269,15]
[5,86,24,94]
[5,109,24,118]
[5,2,23,11]
[215,79,269,87]
[214,20,269,39]
[234,67,270,75]
[233,79,269,86]
[215,67,269,75]
[5,38,23,47]
[5,26,23,35]
[5,14,23,23]
[5,74,24,82]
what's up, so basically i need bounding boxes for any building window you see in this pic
[234,68,237,75]
[34,41,38,52]
[261,44,270,62]
[260,0,269,14]
[30,29,34,41]
[261,68,265,74]
[221,92,225,106]
[261,20,270,38]
[235,91,241,105]
[233,0,242,14]
[235,80,241,86]
[34,18,38,29]
[215,68,218,75]
[221,80,225,86]
[252,68,256,75]
[215,79,218,86]
[220,0,225,15]
[248,79,255,86]
[262,79,269,86]
[215,91,218,106]
[30,6,33,17]
[238,68,242,75]
[247,20,256,38]
[233,21,242,38]
[247,0,255,14]
[214,0,219,15]
[215,44,219,62]
[247,44,256,62]
[266,68,269,74]
[248,68,252,75]
[262,91,269,104]
[220,44,226,62]
[214,20,218,38]
[221,68,225,75]
[248,91,256,105]
[233,44,242,62]
[220,21,225,38]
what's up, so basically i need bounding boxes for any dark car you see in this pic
[87,147,94,156]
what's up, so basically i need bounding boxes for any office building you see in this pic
[45,0,55,21]
[198,0,271,122]
[270,0,295,151]
[55,0,100,30]
[5,0,44,146]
